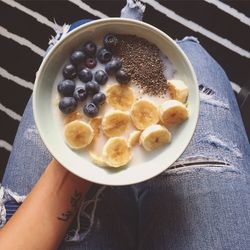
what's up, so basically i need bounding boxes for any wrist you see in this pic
[46,160,91,190]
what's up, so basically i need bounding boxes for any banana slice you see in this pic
[140,124,171,151]
[64,120,94,149]
[128,130,141,147]
[160,100,189,127]
[89,151,107,167]
[168,79,189,103]
[102,110,130,137]
[103,137,132,168]
[64,111,85,124]
[106,84,135,111]
[131,99,159,130]
[89,116,102,137]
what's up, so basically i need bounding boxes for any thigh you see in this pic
[137,170,249,250]
[2,97,52,195]
[136,38,250,250]
[177,38,250,172]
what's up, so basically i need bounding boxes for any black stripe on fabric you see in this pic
[0,76,31,115]
[158,0,250,51]
[0,1,53,50]
[85,0,125,17]
[0,35,42,83]
[143,4,250,86]
[20,0,99,26]
[0,112,19,145]
[0,149,10,180]
[223,0,250,17]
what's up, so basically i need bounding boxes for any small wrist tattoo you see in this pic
[57,189,82,222]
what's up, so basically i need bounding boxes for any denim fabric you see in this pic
[120,0,145,21]
[1,1,250,249]
[176,39,250,171]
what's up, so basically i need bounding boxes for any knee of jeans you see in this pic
[177,36,229,79]
[177,36,235,111]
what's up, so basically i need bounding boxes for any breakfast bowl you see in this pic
[33,18,199,186]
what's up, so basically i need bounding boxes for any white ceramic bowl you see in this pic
[33,18,199,186]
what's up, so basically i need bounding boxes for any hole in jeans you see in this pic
[199,84,215,95]
[199,84,230,110]
[169,160,230,169]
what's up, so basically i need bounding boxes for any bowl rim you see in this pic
[33,18,199,185]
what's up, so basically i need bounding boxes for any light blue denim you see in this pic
[1,1,250,249]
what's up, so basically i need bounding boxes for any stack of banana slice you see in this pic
[63,79,189,168]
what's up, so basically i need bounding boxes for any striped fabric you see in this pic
[0,0,249,179]
[4,200,20,222]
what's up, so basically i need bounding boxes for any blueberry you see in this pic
[83,103,99,117]
[57,79,75,96]
[105,58,122,74]
[73,86,88,102]
[70,50,86,65]
[92,92,106,105]
[103,33,118,50]
[116,69,131,84]
[85,57,97,69]
[97,48,112,64]
[59,97,77,114]
[78,68,93,83]
[94,70,108,85]
[86,81,100,95]
[63,64,77,79]
[83,41,97,56]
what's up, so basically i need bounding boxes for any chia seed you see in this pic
[115,35,167,96]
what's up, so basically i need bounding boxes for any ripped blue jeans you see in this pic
[1,26,250,250]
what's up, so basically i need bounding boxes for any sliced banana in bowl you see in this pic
[89,151,107,167]
[167,79,189,103]
[64,120,94,149]
[89,116,102,137]
[102,110,130,137]
[103,137,132,168]
[128,130,141,147]
[131,99,160,130]
[140,124,171,151]
[106,83,135,111]
[160,100,189,127]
